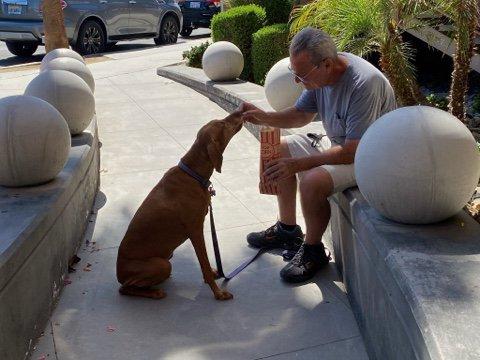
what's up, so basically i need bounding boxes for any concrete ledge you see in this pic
[158,64,480,360]
[0,118,100,360]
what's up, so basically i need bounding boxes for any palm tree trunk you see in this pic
[43,0,69,53]
[448,0,478,123]
[380,23,425,106]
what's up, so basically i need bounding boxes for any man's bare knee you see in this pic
[299,169,334,199]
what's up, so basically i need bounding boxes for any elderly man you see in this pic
[241,27,396,283]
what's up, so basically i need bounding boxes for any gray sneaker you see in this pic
[280,243,331,283]
[246,222,303,250]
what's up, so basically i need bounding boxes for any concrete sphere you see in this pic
[41,48,85,68]
[0,96,70,187]
[264,58,303,111]
[41,57,95,93]
[24,70,95,135]
[355,106,480,224]
[202,41,244,81]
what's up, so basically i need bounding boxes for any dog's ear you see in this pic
[207,139,223,173]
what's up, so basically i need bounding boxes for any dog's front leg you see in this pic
[190,230,233,301]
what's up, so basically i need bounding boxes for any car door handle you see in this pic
[129,0,136,3]
[99,0,107,3]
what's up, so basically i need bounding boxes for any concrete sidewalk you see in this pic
[2,39,367,360]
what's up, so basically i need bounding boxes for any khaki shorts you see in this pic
[285,134,356,194]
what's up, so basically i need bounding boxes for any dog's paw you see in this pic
[215,290,233,301]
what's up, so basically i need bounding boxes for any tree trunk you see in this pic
[379,24,425,107]
[42,0,69,53]
[448,0,478,123]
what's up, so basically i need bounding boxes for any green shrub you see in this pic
[426,93,449,111]
[229,0,292,24]
[182,41,210,68]
[472,93,480,114]
[211,5,266,80]
[252,23,290,85]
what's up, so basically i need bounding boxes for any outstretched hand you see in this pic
[236,102,268,125]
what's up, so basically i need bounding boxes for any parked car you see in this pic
[178,0,219,37]
[0,0,183,56]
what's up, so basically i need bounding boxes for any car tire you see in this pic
[74,20,106,55]
[180,27,193,37]
[154,15,179,45]
[5,41,38,57]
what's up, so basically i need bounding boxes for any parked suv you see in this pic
[178,0,219,37]
[0,0,183,56]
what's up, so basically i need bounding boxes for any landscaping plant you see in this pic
[228,0,292,24]
[252,24,290,85]
[439,0,479,123]
[289,0,435,106]
[211,5,266,80]
[182,41,211,68]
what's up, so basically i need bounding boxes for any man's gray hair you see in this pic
[290,27,338,65]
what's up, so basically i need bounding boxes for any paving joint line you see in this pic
[252,335,363,360]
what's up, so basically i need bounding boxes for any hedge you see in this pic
[211,5,266,81]
[229,0,292,24]
[252,23,290,85]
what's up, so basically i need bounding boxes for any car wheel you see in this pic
[154,15,179,45]
[75,20,106,55]
[180,27,193,37]
[5,41,38,57]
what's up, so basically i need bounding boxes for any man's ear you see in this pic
[207,139,223,173]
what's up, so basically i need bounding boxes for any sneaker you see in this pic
[246,221,303,250]
[280,243,331,283]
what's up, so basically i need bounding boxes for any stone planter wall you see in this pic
[0,119,100,360]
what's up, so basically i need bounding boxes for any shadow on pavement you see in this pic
[0,53,44,67]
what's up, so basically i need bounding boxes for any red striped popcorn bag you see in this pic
[259,126,281,195]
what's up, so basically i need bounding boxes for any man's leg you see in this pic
[277,138,297,226]
[246,137,303,250]
[280,168,334,283]
[299,168,334,245]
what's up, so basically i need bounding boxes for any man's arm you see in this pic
[240,102,316,128]
[299,139,359,170]
[264,139,360,181]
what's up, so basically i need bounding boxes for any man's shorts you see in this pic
[285,134,356,194]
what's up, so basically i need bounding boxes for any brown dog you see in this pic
[116,111,243,300]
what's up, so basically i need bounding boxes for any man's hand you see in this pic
[264,157,302,181]
[239,102,268,125]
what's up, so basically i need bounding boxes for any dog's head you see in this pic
[195,111,243,173]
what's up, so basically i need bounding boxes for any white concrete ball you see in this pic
[264,57,303,111]
[355,106,480,224]
[24,70,95,135]
[202,41,244,81]
[41,48,86,69]
[0,95,71,187]
[41,57,95,93]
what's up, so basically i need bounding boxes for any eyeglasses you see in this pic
[287,59,327,83]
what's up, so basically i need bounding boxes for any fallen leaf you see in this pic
[64,278,72,285]
[107,325,116,332]
[37,355,46,360]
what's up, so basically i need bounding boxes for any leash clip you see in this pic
[208,185,216,196]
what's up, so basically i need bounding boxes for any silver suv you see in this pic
[0,0,182,56]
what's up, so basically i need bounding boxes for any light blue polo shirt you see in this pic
[294,52,397,145]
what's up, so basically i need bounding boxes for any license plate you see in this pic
[7,4,22,14]
[189,1,200,8]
